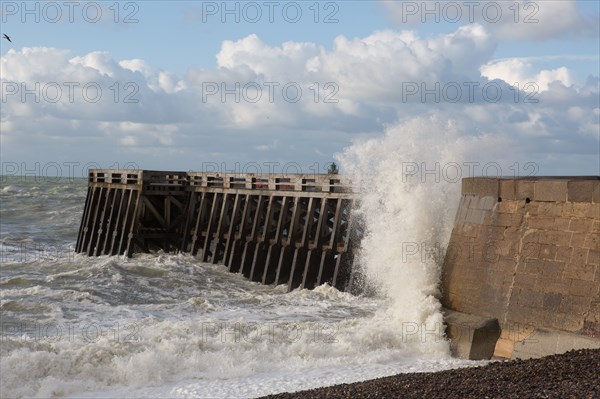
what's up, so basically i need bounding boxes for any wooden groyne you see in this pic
[76,170,360,291]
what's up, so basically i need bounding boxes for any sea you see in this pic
[1,122,483,398]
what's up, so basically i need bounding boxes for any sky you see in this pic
[0,0,599,178]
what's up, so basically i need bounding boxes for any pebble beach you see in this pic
[262,349,600,399]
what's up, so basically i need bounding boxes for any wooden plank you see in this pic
[325,198,343,250]
[332,200,355,290]
[180,191,197,252]
[311,198,328,249]
[125,190,143,257]
[300,197,316,248]
[142,197,167,227]
[77,186,99,253]
[262,197,289,284]
[102,188,121,255]
[250,196,276,281]
[240,195,264,276]
[212,193,232,264]
[228,194,251,272]
[249,242,266,282]
[301,249,314,289]
[316,198,343,285]
[202,193,220,261]
[164,195,171,251]
[76,186,93,252]
[223,194,241,267]
[190,192,207,256]
[240,241,253,277]
[287,247,301,291]
[76,170,359,292]
[275,197,299,284]
[85,187,104,256]
[273,197,290,245]
[316,251,328,286]
[117,188,135,256]
[262,244,279,285]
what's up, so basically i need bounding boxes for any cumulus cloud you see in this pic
[381,0,599,40]
[480,58,572,91]
[0,25,598,174]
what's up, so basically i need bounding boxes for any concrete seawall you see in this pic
[441,177,600,359]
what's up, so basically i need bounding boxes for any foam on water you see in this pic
[0,122,480,398]
[3,258,472,398]
[336,116,466,333]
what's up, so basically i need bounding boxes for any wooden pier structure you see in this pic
[76,170,361,292]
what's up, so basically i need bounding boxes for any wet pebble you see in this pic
[261,349,600,399]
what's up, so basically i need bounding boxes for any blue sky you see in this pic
[3,1,598,73]
[1,1,599,176]
[1,2,397,71]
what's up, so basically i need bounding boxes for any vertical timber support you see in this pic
[76,170,358,292]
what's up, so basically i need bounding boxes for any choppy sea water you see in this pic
[1,142,480,399]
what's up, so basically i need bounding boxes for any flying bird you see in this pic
[2,34,11,43]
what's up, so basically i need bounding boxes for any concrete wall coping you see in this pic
[461,177,600,203]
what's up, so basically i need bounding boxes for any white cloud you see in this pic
[70,51,119,77]
[381,0,599,40]
[119,135,137,146]
[254,140,278,152]
[480,58,572,91]
[118,59,150,74]
[1,25,598,174]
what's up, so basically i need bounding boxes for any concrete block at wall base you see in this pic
[509,328,600,359]
[443,308,502,360]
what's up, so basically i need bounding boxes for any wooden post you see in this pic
[76,170,358,292]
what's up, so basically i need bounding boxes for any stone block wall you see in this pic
[441,177,600,354]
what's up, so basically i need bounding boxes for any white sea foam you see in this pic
[336,115,468,352]
[1,120,481,398]
[1,290,479,398]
